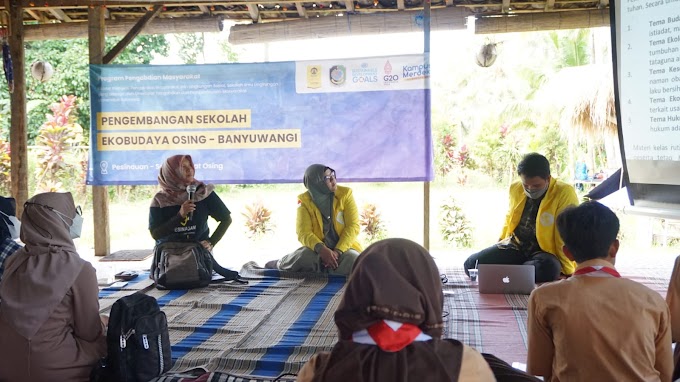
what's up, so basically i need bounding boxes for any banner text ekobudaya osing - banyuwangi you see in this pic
[88,55,433,185]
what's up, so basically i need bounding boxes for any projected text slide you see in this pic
[618,1,680,184]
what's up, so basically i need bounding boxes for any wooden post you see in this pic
[423,0,431,251]
[89,6,110,257]
[8,0,28,217]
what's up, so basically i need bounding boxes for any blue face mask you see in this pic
[52,206,83,239]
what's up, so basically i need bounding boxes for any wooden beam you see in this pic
[599,0,609,8]
[345,0,355,12]
[545,0,555,10]
[246,4,260,22]
[88,6,110,257]
[397,0,405,10]
[8,0,28,217]
[24,16,223,40]
[25,9,44,21]
[501,0,510,13]
[48,8,72,21]
[295,2,307,17]
[475,8,610,34]
[198,4,210,13]
[446,0,453,6]
[103,5,162,64]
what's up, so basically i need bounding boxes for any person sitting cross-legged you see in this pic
[266,164,361,276]
[463,153,579,283]
[526,201,672,381]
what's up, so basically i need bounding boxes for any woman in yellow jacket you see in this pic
[266,164,362,276]
[463,153,579,282]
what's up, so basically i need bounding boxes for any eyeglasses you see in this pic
[323,172,336,181]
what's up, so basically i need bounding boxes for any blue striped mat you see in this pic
[100,263,347,381]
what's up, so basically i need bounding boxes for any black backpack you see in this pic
[97,294,172,381]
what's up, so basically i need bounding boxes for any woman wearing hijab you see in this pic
[297,238,495,381]
[149,154,232,252]
[149,155,234,277]
[0,195,22,282]
[0,192,106,381]
[267,164,361,276]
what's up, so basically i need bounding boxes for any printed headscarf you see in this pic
[0,192,87,340]
[309,238,463,382]
[151,154,214,208]
[303,164,334,220]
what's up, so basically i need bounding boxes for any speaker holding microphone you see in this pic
[186,184,197,220]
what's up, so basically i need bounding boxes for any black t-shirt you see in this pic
[512,195,544,255]
[149,192,230,244]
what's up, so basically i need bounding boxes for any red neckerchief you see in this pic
[573,265,621,278]
[352,319,430,352]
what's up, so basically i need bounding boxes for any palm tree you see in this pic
[537,27,619,177]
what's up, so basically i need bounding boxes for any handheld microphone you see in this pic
[186,184,197,220]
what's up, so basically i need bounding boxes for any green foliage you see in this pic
[217,39,240,63]
[530,124,570,179]
[0,35,169,144]
[242,201,274,239]
[34,95,84,192]
[360,203,387,245]
[175,33,205,64]
[439,196,473,248]
[548,29,592,68]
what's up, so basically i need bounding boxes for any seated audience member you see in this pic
[0,192,107,382]
[149,154,233,275]
[463,153,579,283]
[266,164,361,276]
[526,201,672,381]
[0,196,22,282]
[665,255,680,380]
[297,238,495,381]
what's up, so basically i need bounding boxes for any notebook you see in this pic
[478,264,536,294]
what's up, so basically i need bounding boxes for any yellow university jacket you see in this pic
[296,185,363,254]
[500,178,579,275]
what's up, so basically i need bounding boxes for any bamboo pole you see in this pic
[475,9,609,34]
[8,0,28,217]
[24,16,222,41]
[88,6,110,257]
[423,0,431,251]
[229,7,469,44]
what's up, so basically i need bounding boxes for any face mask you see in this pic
[524,185,548,200]
[53,205,83,239]
[0,211,20,240]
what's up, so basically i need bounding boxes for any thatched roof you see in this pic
[1,1,610,43]
[540,64,616,139]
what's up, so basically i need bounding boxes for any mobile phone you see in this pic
[109,281,128,289]
[114,271,139,281]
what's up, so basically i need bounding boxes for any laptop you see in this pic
[478,264,536,294]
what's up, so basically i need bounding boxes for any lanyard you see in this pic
[573,266,621,278]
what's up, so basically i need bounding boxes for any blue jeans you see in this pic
[463,244,561,283]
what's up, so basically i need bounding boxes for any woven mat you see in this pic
[99,249,153,262]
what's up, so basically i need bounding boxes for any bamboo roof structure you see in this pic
[1,0,611,44]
